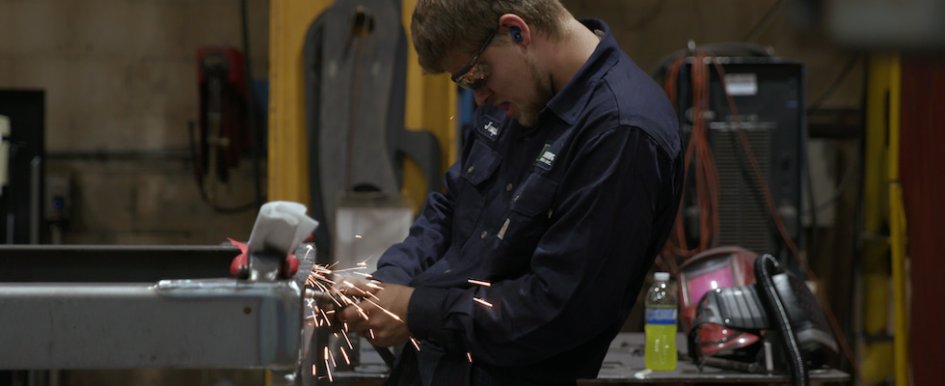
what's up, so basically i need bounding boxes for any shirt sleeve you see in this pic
[406,126,680,365]
[371,163,461,285]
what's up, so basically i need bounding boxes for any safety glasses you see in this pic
[450,29,497,91]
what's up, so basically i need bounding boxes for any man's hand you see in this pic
[337,282,414,347]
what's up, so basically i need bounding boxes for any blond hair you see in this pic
[411,0,571,73]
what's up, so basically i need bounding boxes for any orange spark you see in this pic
[324,358,333,382]
[468,279,492,287]
[354,304,369,320]
[319,308,332,327]
[473,297,493,308]
[365,299,403,322]
[366,281,384,290]
[328,346,337,368]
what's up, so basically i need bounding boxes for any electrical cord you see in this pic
[710,59,861,380]
[660,53,722,269]
[185,0,264,215]
[659,48,859,377]
[755,254,807,386]
[188,122,257,214]
[652,42,773,80]
[660,48,796,267]
[709,60,803,265]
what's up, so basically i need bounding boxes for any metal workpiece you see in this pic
[249,251,287,281]
[0,279,302,370]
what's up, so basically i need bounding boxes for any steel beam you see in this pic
[0,279,301,370]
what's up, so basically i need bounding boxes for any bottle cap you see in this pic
[654,272,670,281]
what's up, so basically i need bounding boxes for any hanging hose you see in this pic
[755,254,807,386]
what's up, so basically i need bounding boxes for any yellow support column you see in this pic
[860,54,893,384]
[268,0,456,211]
[267,0,332,203]
[401,0,458,212]
[886,55,909,386]
[861,53,909,386]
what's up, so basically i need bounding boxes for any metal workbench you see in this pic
[0,245,849,384]
[332,333,850,384]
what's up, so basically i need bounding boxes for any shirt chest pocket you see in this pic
[461,141,501,188]
[488,172,558,277]
[509,172,558,218]
[455,141,501,241]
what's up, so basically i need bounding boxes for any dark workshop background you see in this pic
[0,0,860,245]
[2,0,926,385]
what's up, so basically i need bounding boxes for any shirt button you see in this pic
[467,166,476,173]
[506,183,514,192]
[480,230,489,239]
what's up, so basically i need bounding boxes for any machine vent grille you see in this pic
[712,125,772,254]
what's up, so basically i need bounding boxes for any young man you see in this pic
[338,1,682,384]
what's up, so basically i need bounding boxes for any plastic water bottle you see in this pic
[645,271,678,371]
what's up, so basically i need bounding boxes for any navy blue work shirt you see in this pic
[372,19,683,386]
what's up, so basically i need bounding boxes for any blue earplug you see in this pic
[510,26,523,43]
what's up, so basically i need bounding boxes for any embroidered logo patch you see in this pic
[536,144,556,170]
[483,121,499,139]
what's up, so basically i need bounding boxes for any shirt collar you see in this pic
[542,19,619,126]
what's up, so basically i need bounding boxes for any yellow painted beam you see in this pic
[267,0,332,204]
[860,54,894,385]
[864,56,889,232]
[401,0,458,212]
[861,53,910,386]
[269,0,456,212]
[886,54,909,386]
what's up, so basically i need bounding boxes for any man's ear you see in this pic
[499,13,530,45]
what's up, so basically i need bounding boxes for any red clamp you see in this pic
[228,238,299,279]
